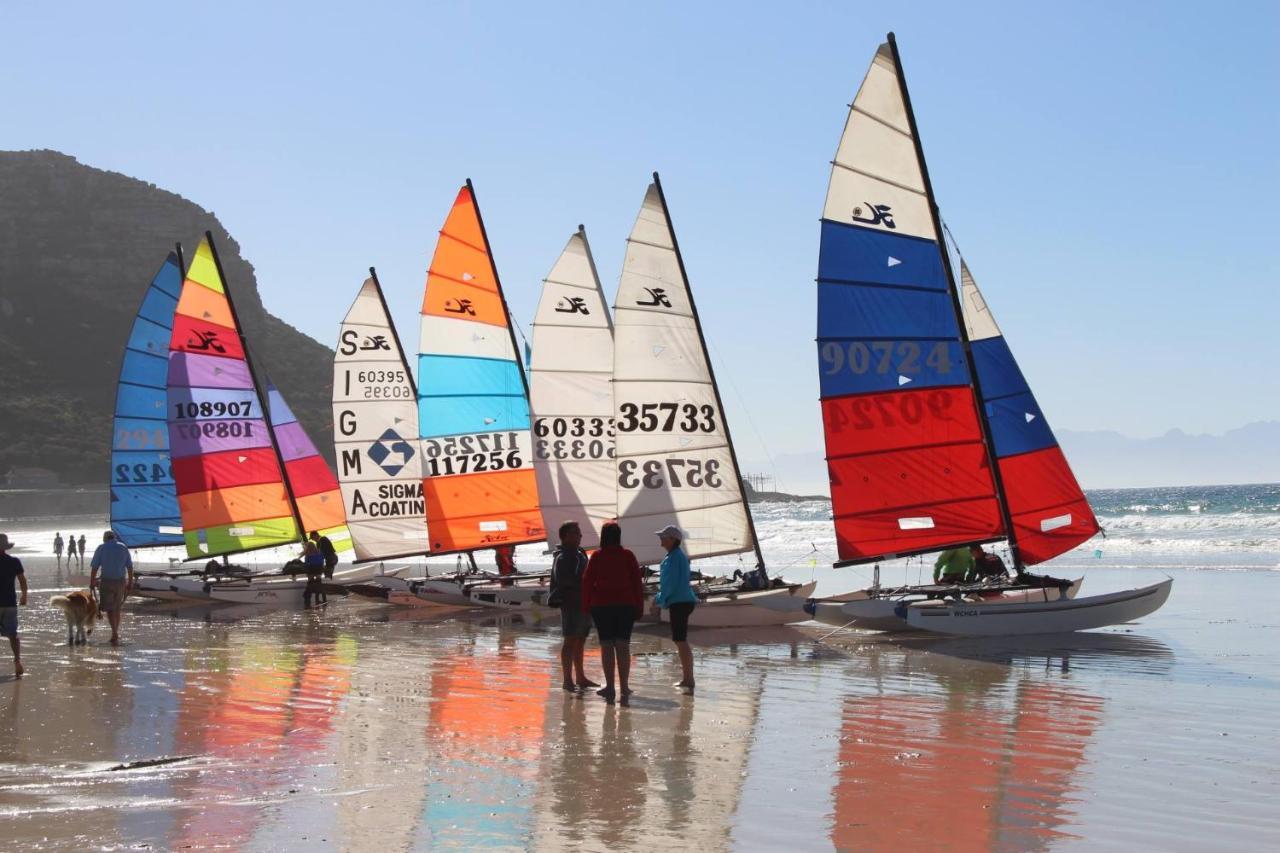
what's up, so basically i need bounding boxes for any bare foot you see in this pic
[110,636,121,646]
[576,679,600,689]
[14,661,24,677]
[561,682,577,692]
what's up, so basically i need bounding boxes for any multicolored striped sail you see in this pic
[167,235,300,559]
[417,182,544,553]
[818,38,1004,564]
[264,378,352,555]
[110,251,184,547]
[958,258,1099,564]
[530,227,616,551]
[333,272,430,562]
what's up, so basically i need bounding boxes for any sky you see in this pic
[2,0,1277,480]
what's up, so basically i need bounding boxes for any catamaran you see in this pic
[610,176,816,627]
[782,34,1170,634]
[161,233,377,604]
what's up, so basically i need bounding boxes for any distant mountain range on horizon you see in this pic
[749,420,1280,496]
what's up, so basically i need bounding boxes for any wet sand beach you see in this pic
[1,550,1278,851]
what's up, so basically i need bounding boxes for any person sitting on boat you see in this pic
[970,544,1009,581]
[933,547,975,584]
[301,540,326,607]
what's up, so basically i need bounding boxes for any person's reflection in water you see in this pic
[589,704,649,846]
[658,694,697,828]
[548,693,596,847]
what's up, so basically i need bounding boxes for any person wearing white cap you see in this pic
[0,533,28,677]
[654,524,697,690]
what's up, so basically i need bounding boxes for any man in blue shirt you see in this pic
[0,533,28,677]
[90,531,134,645]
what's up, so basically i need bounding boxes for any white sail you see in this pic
[612,181,754,566]
[529,228,616,550]
[332,276,430,562]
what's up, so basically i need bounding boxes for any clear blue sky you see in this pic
[3,1,1277,470]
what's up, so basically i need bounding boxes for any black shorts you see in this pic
[591,605,636,644]
[667,602,695,642]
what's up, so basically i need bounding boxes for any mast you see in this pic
[651,172,766,571]
[578,225,614,333]
[204,230,307,543]
[885,33,1023,569]
[368,266,420,397]
[174,242,185,277]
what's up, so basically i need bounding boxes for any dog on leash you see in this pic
[50,591,99,645]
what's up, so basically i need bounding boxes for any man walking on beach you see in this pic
[77,534,87,567]
[53,532,64,568]
[309,530,339,579]
[548,521,597,691]
[1,534,28,677]
[90,531,133,645]
[66,534,77,568]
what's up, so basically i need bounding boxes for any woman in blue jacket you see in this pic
[654,524,697,689]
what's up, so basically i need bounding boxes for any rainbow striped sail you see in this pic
[111,251,184,547]
[167,235,300,559]
[264,378,352,554]
[417,183,544,553]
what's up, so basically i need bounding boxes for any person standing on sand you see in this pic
[65,534,77,567]
[301,539,327,607]
[309,530,338,579]
[89,531,133,645]
[580,522,644,704]
[53,532,64,568]
[0,534,28,677]
[77,534,87,567]
[654,525,698,690]
[548,521,598,692]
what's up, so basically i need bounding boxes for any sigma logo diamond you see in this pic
[367,429,416,476]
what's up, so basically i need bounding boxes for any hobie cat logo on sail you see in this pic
[555,296,590,315]
[851,203,896,229]
[636,287,672,308]
[187,330,226,353]
[445,298,476,316]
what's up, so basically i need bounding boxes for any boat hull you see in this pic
[201,564,393,605]
[666,581,820,628]
[903,578,1172,636]
[837,578,1084,632]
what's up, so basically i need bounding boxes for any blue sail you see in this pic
[110,252,184,546]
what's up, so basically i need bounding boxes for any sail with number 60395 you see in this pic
[416,183,544,553]
[530,227,616,551]
[612,179,754,567]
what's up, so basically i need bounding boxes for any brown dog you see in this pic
[50,590,99,645]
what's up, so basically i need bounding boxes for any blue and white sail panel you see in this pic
[111,252,184,547]
[959,261,1099,563]
[818,41,1003,563]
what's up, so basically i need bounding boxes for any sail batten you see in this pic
[417,184,544,553]
[613,179,757,567]
[333,274,431,562]
[110,252,185,547]
[530,228,617,550]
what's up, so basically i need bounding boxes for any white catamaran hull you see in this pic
[672,581,820,628]
[903,579,1172,636]
[197,564,398,605]
[465,579,555,612]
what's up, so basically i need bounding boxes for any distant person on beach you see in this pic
[309,530,338,579]
[933,547,974,584]
[495,544,517,587]
[89,531,133,645]
[580,522,644,704]
[66,534,77,566]
[548,521,598,692]
[53,532,64,568]
[970,544,1009,580]
[1,534,29,677]
[301,540,327,607]
[78,534,87,566]
[654,525,697,690]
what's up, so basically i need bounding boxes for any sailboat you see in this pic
[163,233,377,604]
[800,34,1170,634]
[108,249,194,600]
[612,175,815,627]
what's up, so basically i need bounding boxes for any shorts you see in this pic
[323,557,338,579]
[0,607,17,638]
[98,579,127,612]
[667,601,696,642]
[591,605,636,644]
[560,606,592,638]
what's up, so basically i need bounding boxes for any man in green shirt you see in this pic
[934,547,975,584]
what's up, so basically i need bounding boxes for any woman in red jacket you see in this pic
[580,522,645,703]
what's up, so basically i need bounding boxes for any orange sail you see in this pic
[416,183,544,553]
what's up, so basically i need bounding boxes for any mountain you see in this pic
[749,421,1280,495]
[0,150,335,485]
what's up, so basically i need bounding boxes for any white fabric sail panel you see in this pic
[419,314,517,362]
[823,41,935,240]
[530,230,617,550]
[333,278,430,561]
[613,183,752,566]
[959,260,1003,342]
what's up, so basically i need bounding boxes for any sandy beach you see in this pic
[1,541,1277,852]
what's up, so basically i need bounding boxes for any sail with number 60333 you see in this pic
[416,183,544,553]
